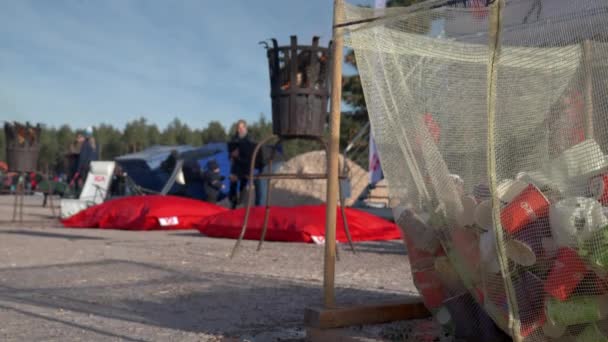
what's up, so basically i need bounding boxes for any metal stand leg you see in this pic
[44,168,57,218]
[322,139,356,254]
[258,140,281,251]
[339,180,356,254]
[231,135,277,258]
[12,174,19,222]
[19,175,25,223]
[230,135,356,258]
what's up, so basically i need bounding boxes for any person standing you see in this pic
[76,126,98,189]
[202,159,225,203]
[228,120,263,209]
[67,133,84,181]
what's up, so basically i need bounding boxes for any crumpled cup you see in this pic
[550,197,608,247]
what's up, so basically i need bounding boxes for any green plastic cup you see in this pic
[546,296,608,326]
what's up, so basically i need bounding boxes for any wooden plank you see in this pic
[304,300,430,329]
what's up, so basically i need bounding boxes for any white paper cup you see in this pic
[505,239,537,267]
[550,197,608,246]
[517,171,554,192]
[560,139,608,177]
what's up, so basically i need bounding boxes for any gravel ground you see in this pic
[0,195,448,341]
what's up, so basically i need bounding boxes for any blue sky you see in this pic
[0,0,372,131]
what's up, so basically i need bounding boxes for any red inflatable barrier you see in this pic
[62,195,227,230]
[197,205,401,243]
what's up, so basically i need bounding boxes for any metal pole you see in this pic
[324,0,345,309]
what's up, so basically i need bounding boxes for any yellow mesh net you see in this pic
[342,0,608,340]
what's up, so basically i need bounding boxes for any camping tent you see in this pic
[115,143,231,200]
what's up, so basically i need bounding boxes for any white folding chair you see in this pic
[60,161,115,218]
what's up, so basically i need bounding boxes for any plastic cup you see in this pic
[550,197,608,247]
[505,219,551,267]
[434,256,464,292]
[590,175,608,206]
[501,184,550,234]
[497,179,529,205]
[544,247,587,301]
[413,270,445,310]
[546,295,608,326]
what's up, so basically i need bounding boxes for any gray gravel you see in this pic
[0,195,447,341]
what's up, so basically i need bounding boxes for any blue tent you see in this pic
[115,143,231,200]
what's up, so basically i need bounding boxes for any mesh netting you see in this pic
[342,0,608,341]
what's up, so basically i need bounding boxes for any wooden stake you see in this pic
[324,0,345,309]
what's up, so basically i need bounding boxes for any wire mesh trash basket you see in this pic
[263,36,331,138]
[4,122,41,172]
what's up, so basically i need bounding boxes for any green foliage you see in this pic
[37,125,59,171]
[0,113,323,174]
[96,124,123,160]
[201,121,227,143]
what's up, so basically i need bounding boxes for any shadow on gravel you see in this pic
[347,241,407,256]
[0,229,106,241]
[0,259,416,339]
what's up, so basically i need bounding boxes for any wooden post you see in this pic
[583,40,594,139]
[324,0,344,309]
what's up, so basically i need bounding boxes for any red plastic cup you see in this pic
[519,311,546,339]
[414,270,445,309]
[501,184,550,234]
[403,234,441,272]
[590,174,608,205]
[544,248,587,301]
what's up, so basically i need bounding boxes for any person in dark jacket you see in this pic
[76,127,98,190]
[228,120,263,209]
[202,159,225,203]
[160,150,179,174]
